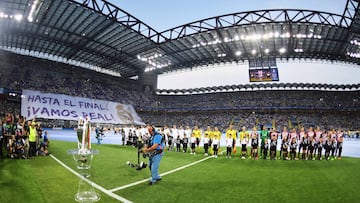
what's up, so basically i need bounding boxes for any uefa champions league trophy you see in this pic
[68,117,100,203]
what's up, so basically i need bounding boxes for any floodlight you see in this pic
[28,0,43,22]
[14,14,23,21]
[279,48,286,54]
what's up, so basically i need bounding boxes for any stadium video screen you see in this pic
[249,68,279,82]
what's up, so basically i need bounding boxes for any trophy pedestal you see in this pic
[68,149,100,203]
[75,179,100,203]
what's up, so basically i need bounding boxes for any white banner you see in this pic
[21,89,144,125]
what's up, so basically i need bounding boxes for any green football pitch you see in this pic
[1,140,360,203]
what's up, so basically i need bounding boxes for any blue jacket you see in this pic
[150,132,164,151]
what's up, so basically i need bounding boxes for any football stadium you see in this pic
[1,0,360,203]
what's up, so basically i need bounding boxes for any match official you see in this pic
[143,125,164,185]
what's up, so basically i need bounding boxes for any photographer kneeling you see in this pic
[143,125,164,185]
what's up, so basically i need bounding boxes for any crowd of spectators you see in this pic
[140,91,359,131]
[147,90,359,111]
[0,50,153,108]
[0,50,359,134]
[0,112,49,159]
[139,111,359,132]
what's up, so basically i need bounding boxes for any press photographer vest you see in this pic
[29,127,36,142]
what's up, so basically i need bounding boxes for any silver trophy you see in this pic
[68,117,100,202]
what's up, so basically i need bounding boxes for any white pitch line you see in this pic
[109,153,218,192]
[50,154,133,203]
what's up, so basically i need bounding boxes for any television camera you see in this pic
[126,137,150,170]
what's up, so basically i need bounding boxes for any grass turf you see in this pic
[1,140,360,203]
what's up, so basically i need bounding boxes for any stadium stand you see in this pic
[0,50,358,131]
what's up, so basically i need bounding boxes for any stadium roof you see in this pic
[1,0,360,78]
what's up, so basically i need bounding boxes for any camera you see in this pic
[126,138,150,171]
[135,140,144,149]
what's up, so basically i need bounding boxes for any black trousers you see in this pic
[29,142,37,157]
[204,143,209,154]
[0,138,3,158]
[226,147,232,156]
